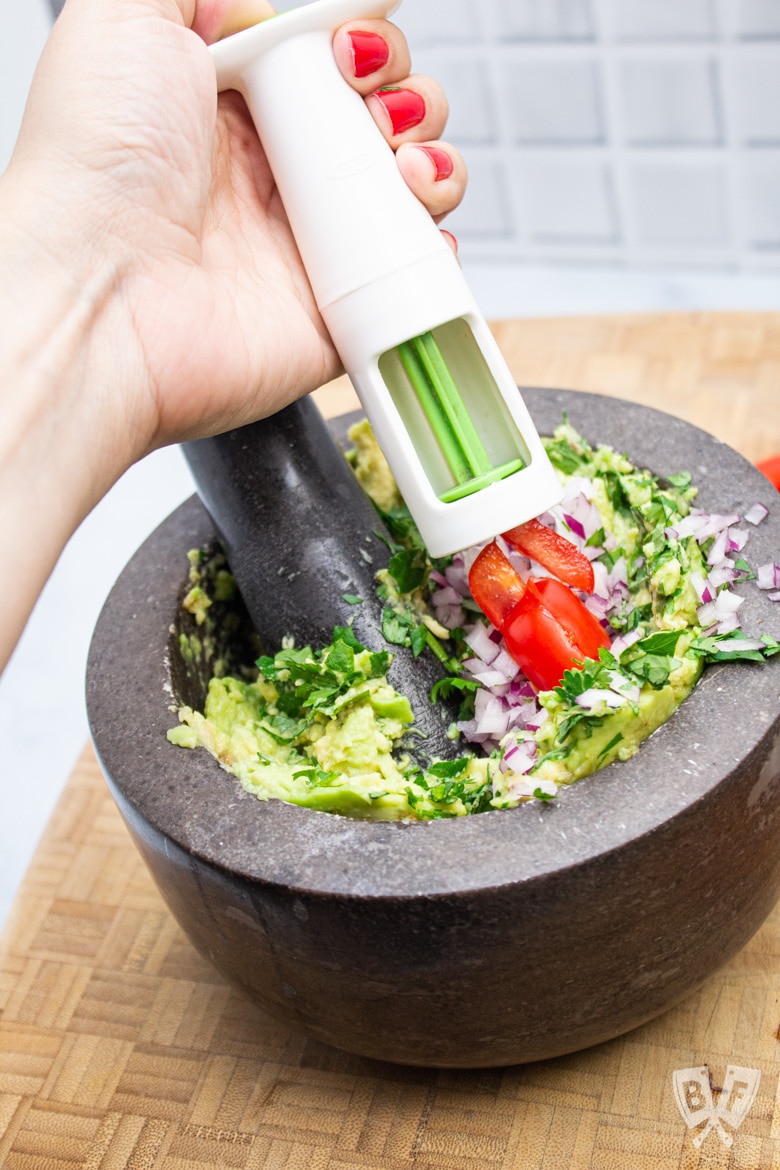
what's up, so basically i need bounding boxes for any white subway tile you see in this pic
[493,0,594,42]
[606,0,717,41]
[500,59,604,144]
[445,154,514,238]
[628,162,730,247]
[737,0,780,39]
[392,0,481,46]
[411,55,497,144]
[733,54,780,143]
[514,158,617,241]
[619,58,722,145]
[741,158,780,247]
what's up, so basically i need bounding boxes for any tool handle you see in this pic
[210,0,450,312]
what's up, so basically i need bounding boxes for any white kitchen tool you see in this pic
[209,0,563,557]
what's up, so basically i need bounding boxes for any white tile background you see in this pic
[2,0,780,930]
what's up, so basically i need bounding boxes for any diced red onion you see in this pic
[445,561,470,597]
[716,613,741,634]
[583,545,605,562]
[575,688,627,710]
[501,738,536,776]
[694,513,742,541]
[591,562,610,600]
[563,513,587,541]
[436,605,465,630]
[711,636,766,653]
[431,585,463,608]
[607,672,642,702]
[708,565,737,590]
[757,563,780,590]
[584,594,610,620]
[744,503,769,526]
[472,669,512,689]
[707,529,729,566]
[697,591,744,627]
[492,648,519,678]
[464,623,501,664]
[611,627,643,658]
[727,528,749,553]
[769,591,780,602]
[524,707,549,731]
[689,571,710,603]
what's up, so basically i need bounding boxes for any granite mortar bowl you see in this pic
[86,388,780,1068]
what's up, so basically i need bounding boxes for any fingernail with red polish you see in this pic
[374,87,426,135]
[441,229,459,255]
[419,146,454,182]
[348,31,390,78]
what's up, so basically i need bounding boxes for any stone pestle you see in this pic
[182,397,461,762]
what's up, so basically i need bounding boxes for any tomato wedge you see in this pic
[503,518,595,593]
[468,540,611,691]
[468,540,527,628]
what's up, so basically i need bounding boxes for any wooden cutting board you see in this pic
[2,312,780,1170]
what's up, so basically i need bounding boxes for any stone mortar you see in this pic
[86,388,780,1068]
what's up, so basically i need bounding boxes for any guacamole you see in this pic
[168,420,777,819]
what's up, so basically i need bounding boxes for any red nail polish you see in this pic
[419,146,454,182]
[348,30,390,78]
[374,87,426,135]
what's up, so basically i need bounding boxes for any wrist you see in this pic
[0,164,153,668]
[0,161,153,473]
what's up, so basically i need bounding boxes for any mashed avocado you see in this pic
[168,419,776,820]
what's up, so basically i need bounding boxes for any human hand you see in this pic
[2,0,466,462]
[0,0,466,670]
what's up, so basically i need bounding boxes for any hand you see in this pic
[3,0,465,451]
[0,0,466,669]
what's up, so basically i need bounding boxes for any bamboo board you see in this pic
[2,312,780,1170]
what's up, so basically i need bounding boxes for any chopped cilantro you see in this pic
[388,546,428,594]
[689,631,780,663]
[430,676,479,704]
[427,758,470,779]
[410,625,428,658]
[597,732,624,760]
[381,606,415,647]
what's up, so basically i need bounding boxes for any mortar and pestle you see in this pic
[86,0,780,1066]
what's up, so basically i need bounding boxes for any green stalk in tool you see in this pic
[398,332,492,485]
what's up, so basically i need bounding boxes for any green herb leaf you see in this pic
[597,732,624,760]
[410,625,429,658]
[388,547,428,594]
[430,676,479,703]
[381,607,415,646]
[689,630,780,663]
[259,712,311,743]
[427,758,470,779]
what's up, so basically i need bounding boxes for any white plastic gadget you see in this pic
[209,0,563,558]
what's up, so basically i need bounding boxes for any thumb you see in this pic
[190,0,276,43]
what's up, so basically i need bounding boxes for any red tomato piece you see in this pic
[502,578,610,692]
[757,454,780,491]
[503,518,595,593]
[532,577,611,663]
[468,540,526,629]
